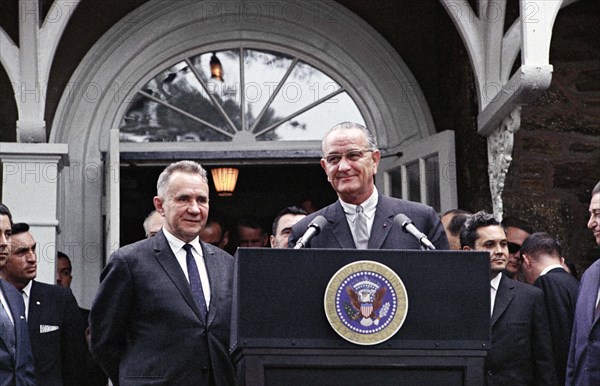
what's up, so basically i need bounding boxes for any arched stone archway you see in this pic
[50,0,436,306]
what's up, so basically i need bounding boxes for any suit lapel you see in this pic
[368,195,395,249]
[152,232,205,323]
[589,264,600,326]
[0,281,14,352]
[326,202,356,248]
[27,281,40,336]
[491,275,515,327]
[0,280,26,354]
[202,242,220,326]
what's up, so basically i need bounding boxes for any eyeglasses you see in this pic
[507,242,521,254]
[323,149,373,166]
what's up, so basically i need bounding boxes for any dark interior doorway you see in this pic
[120,163,337,247]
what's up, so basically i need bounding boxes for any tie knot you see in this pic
[356,205,364,214]
[183,244,193,253]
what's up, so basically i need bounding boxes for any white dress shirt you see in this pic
[340,187,379,243]
[21,280,32,320]
[0,284,14,324]
[163,229,211,310]
[490,272,502,316]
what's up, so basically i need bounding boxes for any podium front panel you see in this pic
[231,249,490,351]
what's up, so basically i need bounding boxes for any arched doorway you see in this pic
[50,0,445,306]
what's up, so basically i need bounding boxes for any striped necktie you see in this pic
[354,205,369,249]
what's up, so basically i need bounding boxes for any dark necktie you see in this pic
[183,244,207,320]
[355,205,369,249]
[0,301,16,357]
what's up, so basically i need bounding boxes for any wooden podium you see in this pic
[231,249,491,386]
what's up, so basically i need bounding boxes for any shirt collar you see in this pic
[340,186,379,220]
[21,280,32,297]
[539,264,565,276]
[490,272,502,291]
[162,228,202,256]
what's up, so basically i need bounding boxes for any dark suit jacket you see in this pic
[79,308,108,386]
[289,194,449,250]
[27,280,87,386]
[567,259,600,386]
[487,275,558,386]
[0,279,35,386]
[90,231,235,386]
[534,268,579,385]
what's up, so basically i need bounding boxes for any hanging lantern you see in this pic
[209,52,224,82]
[211,168,238,197]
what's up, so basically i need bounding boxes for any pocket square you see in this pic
[40,324,59,333]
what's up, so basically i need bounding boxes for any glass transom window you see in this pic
[119,48,365,143]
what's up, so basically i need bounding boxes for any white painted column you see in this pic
[0,143,68,284]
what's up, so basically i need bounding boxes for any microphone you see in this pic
[394,213,436,250]
[294,215,328,249]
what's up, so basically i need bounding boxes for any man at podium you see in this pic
[289,121,448,250]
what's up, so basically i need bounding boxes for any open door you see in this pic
[376,130,457,214]
[104,128,120,262]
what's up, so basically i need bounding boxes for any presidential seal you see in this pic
[324,260,408,345]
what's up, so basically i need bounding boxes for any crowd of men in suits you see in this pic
[1,121,599,385]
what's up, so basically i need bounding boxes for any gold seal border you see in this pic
[324,260,408,346]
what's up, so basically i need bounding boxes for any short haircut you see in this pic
[143,210,159,232]
[593,180,600,195]
[446,212,472,236]
[156,160,207,198]
[236,216,264,232]
[57,251,71,261]
[460,211,501,248]
[0,203,13,225]
[322,122,378,154]
[11,222,29,236]
[501,216,534,235]
[57,251,72,269]
[272,206,308,235]
[520,232,562,261]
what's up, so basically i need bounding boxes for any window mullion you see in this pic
[254,87,345,138]
[184,58,239,134]
[137,90,235,139]
[249,57,299,134]
[240,48,247,131]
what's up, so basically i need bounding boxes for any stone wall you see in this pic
[503,0,600,273]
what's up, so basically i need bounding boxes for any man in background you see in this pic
[461,211,556,386]
[441,209,471,250]
[236,216,269,248]
[501,217,534,279]
[520,232,579,385]
[2,223,86,386]
[199,215,230,250]
[0,204,35,386]
[143,209,165,238]
[55,251,72,288]
[270,206,307,248]
[567,180,600,385]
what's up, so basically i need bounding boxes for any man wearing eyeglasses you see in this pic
[501,217,533,280]
[288,121,448,250]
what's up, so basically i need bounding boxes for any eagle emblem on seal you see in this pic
[345,279,390,327]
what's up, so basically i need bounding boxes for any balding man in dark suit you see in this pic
[90,161,235,385]
[289,122,448,250]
